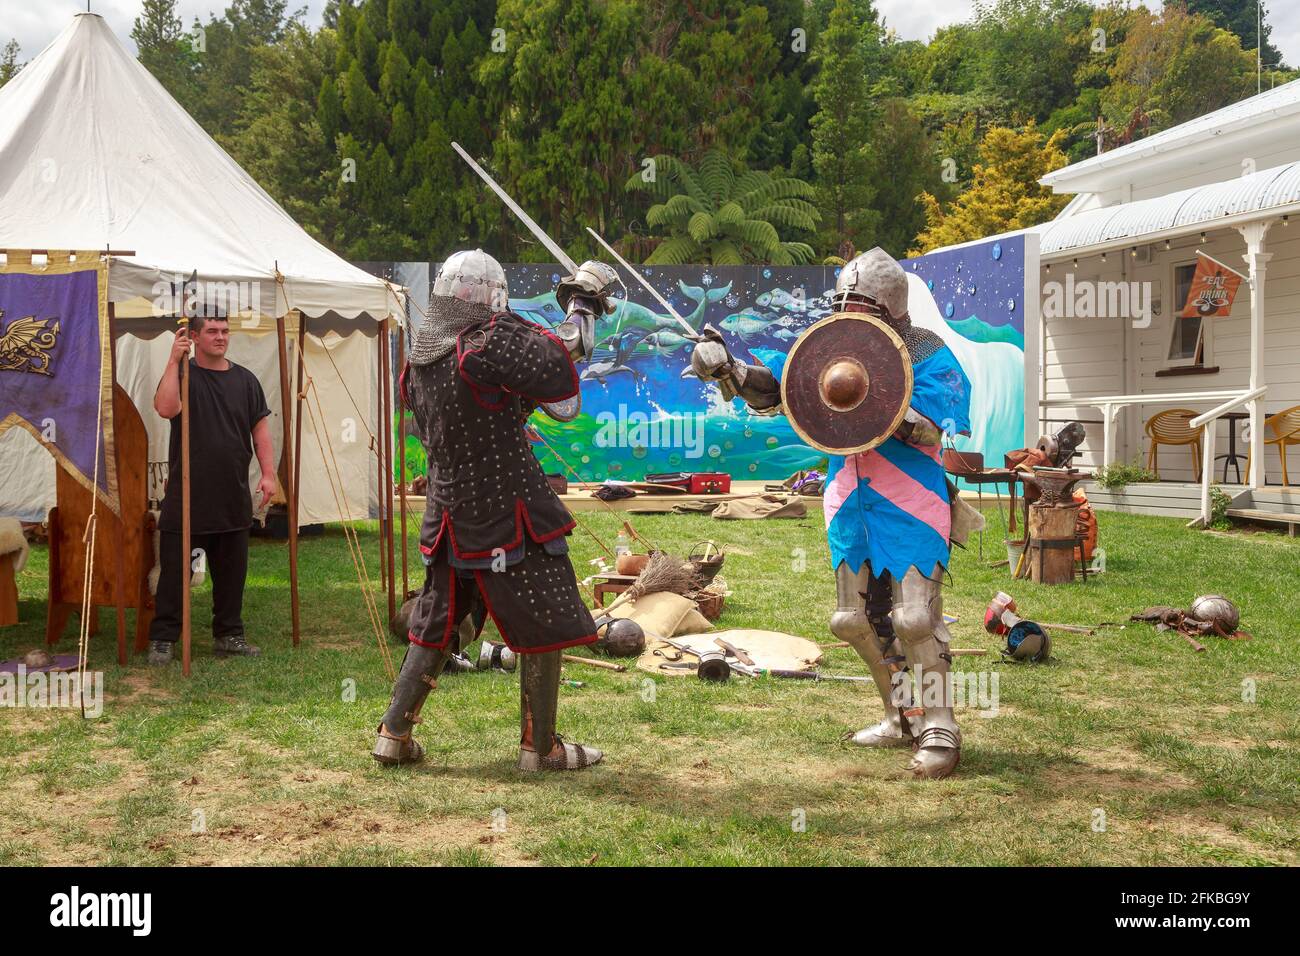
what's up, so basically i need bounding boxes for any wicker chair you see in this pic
[1145,408,1203,479]
[1246,405,1300,487]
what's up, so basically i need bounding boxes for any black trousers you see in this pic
[148,529,250,644]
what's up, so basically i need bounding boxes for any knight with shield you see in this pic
[690,248,981,778]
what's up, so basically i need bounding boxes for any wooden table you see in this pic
[592,573,637,608]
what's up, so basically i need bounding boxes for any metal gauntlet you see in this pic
[727,362,782,415]
[898,407,943,445]
[555,260,619,363]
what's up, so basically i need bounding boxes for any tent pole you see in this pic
[276,311,300,648]
[381,318,396,624]
[293,314,306,646]
[107,300,128,664]
[397,326,408,601]
[375,323,388,619]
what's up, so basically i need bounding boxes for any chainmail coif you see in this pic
[409,294,495,366]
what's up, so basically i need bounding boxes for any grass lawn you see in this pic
[1,505,1296,866]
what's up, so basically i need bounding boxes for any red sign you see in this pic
[1179,252,1245,318]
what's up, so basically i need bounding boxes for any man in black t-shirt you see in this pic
[147,314,276,665]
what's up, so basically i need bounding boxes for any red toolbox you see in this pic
[645,472,732,494]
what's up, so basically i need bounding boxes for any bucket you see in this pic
[1005,538,1027,568]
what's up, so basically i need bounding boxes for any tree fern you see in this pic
[628,149,820,265]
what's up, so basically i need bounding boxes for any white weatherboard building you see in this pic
[948,80,1300,530]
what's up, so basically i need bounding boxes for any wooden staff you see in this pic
[292,314,306,647]
[396,326,408,600]
[381,317,396,623]
[562,654,626,672]
[276,312,300,647]
[179,300,192,678]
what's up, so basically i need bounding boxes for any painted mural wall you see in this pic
[376,237,1026,482]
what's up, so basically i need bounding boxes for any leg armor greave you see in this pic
[373,642,450,765]
[891,565,961,779]
[517,650,604,772]
[520,649,562,754]
[830,563,912,747]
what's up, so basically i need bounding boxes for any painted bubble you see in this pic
[708,444,721,458]
[632,445,647,459]
[766,436,778,447]
[992,242,1002,260]
[944,302,955,318]
[1007,298,1016,311]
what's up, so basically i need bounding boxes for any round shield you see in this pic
[779,312,912,455]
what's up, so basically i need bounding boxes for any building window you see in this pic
[1169,262,1205,364]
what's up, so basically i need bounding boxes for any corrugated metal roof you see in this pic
[1039,162,1300,255]
[1042,79,1300,187]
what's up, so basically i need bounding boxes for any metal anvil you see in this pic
[1022,466,1091,507]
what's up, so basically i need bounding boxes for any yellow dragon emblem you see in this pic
[0,309,60,375]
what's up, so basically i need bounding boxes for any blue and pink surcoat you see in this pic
[751,344,972,579]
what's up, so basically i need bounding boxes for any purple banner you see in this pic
[0,267,116,510]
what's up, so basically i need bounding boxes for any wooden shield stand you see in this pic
[46,382,154,663]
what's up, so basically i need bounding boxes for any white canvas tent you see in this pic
[0,13,404,526]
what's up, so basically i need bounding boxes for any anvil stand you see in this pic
[1019,466,1093,584]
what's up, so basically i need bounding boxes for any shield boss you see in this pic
[779,312,913,455]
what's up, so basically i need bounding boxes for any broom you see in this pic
[602,551,701,614]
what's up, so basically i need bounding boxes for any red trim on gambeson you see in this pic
[470,567,598,654]
[514,315,581,402]
[399,362,411,407]
[441,498,576,560]
[420,512,447,555]
[409,630,449,650]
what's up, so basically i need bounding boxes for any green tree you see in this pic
[1101,4,1255,139]
[223,23,339,245]
[188,0,291,139]
[808,0,879,256]
[1180,0,1284,69]
[480,0,694,261]
[627,150,819,265]
[913,123,1069,253]
[132,0,197,110]
[862,99,945,256]
[0,40,20,89]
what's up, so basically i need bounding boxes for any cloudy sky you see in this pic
[3,0,1297,69]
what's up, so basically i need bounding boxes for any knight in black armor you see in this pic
[373,250,619,771]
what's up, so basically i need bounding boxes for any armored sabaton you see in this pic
[690,247,982,779]
[374,249,616,772]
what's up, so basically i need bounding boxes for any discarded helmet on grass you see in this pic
[594,617,645,657]
[1189,595,1240,635]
